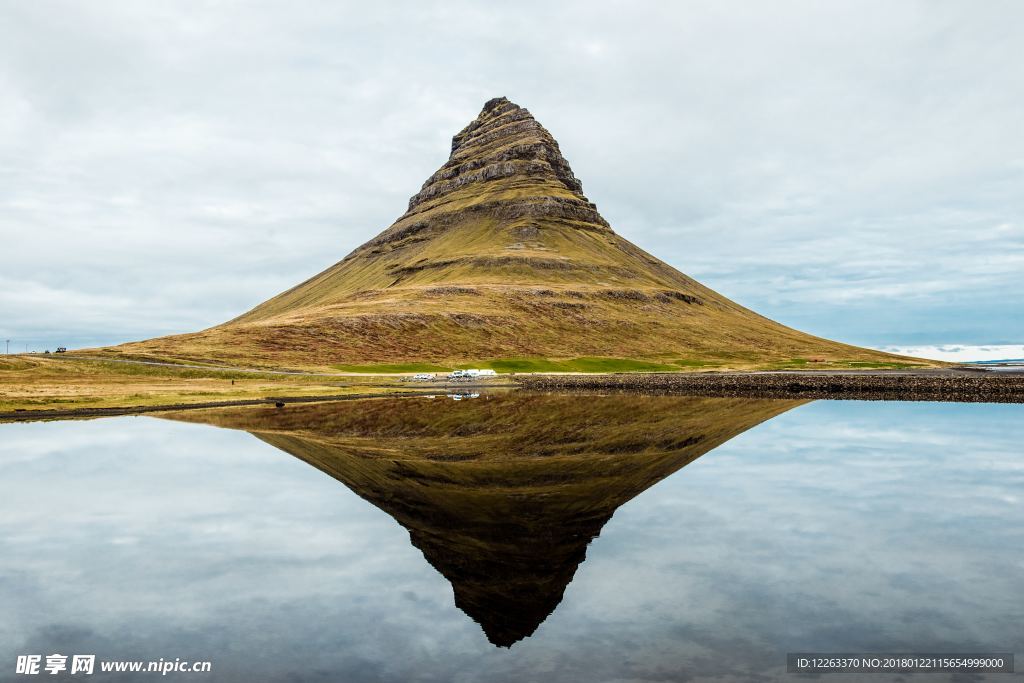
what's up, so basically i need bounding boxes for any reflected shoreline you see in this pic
[160,393,805,647]
[4,365,1022,424]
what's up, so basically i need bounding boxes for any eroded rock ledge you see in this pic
[407,97,588,212]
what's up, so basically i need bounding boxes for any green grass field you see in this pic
[331,357,731,374]
[479,357,679,373]
[331,362,451,373]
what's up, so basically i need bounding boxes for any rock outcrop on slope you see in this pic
[107,98,925,370]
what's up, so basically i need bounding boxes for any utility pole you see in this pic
[5,340,8,355]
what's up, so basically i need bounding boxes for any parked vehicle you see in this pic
[56,347,67,353]
[449,368,498,379]
[412,373,435,381]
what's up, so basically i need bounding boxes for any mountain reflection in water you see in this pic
[161,392,804,647]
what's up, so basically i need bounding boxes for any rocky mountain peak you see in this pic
[406,97,586,212]
[121,97,909,373]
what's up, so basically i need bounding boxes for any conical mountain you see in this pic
[161,393,806,646]
[112,97,919,370]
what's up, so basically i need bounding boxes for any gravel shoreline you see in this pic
[516,369,1024,403]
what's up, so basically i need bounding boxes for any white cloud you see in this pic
[0,0,1021,348]
[874,344,1024,363]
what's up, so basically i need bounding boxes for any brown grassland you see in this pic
[0,355,409,414]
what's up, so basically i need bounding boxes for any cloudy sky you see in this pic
[1,1,1021,358]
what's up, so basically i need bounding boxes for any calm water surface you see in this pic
[1,394,1021,682]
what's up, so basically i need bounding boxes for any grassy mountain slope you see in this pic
[103,98,931,371]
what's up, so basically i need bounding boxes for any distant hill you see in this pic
[104,97,928,371]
